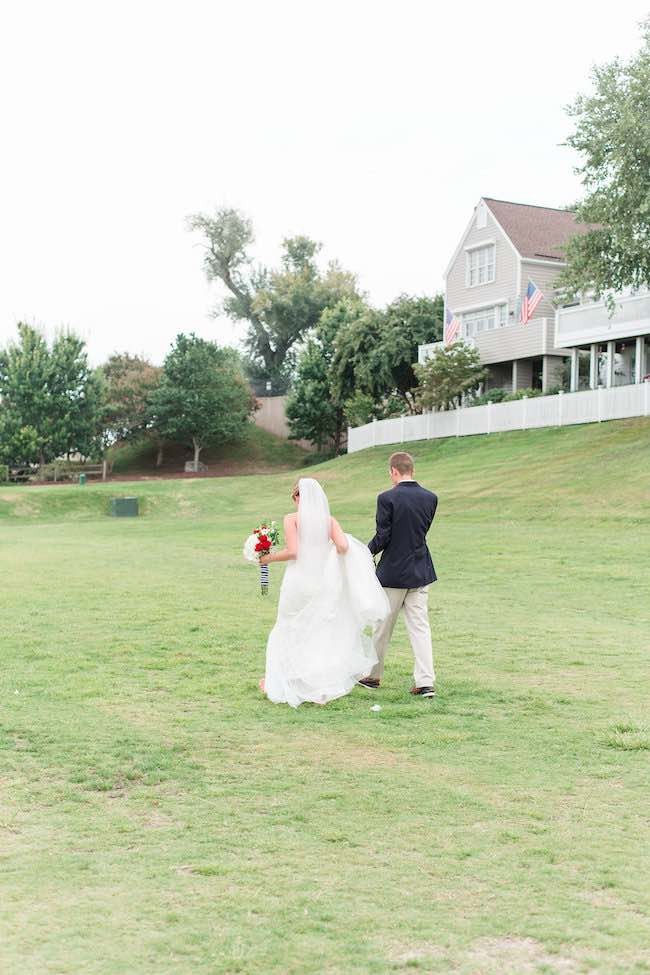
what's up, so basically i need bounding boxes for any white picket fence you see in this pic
[347,382,650,453]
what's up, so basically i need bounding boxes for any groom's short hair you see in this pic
[389,451,414,475]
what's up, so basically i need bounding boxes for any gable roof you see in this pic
[483,198,591,262]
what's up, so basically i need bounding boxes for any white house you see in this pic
[420,197,595,392]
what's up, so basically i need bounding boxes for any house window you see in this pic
[466,245,495,286]
[462,304,508,339]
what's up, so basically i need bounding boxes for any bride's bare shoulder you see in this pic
[284,512,298,524]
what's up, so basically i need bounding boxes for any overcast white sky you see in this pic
[1,1,648,365]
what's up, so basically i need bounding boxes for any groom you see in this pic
[361,451,438,698]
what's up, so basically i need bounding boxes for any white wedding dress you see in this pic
[264,478,390,708]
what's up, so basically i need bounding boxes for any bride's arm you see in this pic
[330,517,349,555]
[260,514,298,565]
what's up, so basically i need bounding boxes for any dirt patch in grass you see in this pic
[464,937,579,974]
[264,728,422,772]
[143,808,178,830]
[384,940,448,965]
[384,937,580,973]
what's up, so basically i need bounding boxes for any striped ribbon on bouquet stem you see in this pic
[260,562,270,595]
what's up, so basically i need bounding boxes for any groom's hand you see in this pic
[368,494,393,555]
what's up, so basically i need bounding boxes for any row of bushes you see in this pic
[471,387,547,406]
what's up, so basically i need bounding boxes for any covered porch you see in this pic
[566,337,650,392]
[556,291,650,392]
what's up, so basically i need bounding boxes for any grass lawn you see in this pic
[1,418,649,974]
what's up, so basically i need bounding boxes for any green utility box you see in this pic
[110,497,139,517]
[79,473,86,486]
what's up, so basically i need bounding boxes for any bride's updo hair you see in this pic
[291,481,300,502]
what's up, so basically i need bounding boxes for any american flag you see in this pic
[444,307,461,344]
[520,279,543,324]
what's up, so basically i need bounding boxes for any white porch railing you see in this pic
[555,290,650,347]
[346,382,650,453]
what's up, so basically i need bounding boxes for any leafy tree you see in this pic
[101,353,161,442]
[100,352,165,464]
[342,391,377,427]
[557,19,650,305]
[148,333,254,467]
[49,332,105,460]
[187,208,358,391]
[329,304,385,406]
[342,390,408,426]
[372,294,444,410]
[285,339,339,451]
[0,415,39,467]
[414,342,487,411]
[0,325,51,464]
[286,298,369,451]
[0,323,104,465]
[329,294,443,416]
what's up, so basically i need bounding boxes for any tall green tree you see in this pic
[329,294,443,417]
[414,342,487,411]
[49,332,105,459]
[371,294,443,410]
[285,339,338,451]
[557,18,650,305]
[286,298,368,451]
[0,325,50,464]
[148,334,254,467]
[0,324,104,465]
[187,207,358,391]
[329,304,385,408]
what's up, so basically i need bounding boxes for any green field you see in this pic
[2,419,649,974]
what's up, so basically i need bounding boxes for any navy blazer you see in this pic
[368,481,438,589]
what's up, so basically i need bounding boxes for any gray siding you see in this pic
[475,321,541,362]
[533,318,571,355]
[514,360,533,389]
[445,205,519,320]
[473,318,563,364]
[520,259,563,326]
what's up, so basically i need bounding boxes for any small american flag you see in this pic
[444,307,461,344]
[520,279,543,324]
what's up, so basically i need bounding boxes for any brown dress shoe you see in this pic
[410,686,436,698]
[357,677,380,689]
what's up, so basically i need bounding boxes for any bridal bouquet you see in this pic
[243,521,281,595]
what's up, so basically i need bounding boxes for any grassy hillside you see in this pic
[1,418,649,974]
[3,415,648,524]
[106,423,309,478]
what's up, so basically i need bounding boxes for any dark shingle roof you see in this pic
[483,198,592,262]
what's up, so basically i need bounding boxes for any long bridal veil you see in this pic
[264,477,389,707]
[296,477,332,581]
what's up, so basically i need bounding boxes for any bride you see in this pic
[258,477,389,708]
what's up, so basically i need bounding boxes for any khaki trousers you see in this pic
[371,586,435,687]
